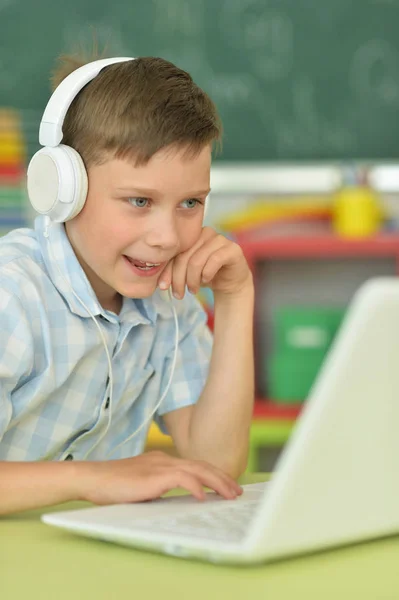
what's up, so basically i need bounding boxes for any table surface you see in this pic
[2,473,398,600]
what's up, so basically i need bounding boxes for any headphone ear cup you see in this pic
[27,144,88,223]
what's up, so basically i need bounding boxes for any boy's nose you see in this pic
[145,221,180,251]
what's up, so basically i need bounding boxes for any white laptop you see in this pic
[42,277,399,565]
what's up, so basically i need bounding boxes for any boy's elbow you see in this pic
[212,453,248,480]
[229,459,248,480]
[181,448,248,480]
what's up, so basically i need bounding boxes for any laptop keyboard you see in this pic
[132,499,261,543]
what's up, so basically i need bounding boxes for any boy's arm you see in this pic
[164,280,254,478]
[0,455,243,516]
[161,229,255,478]
[0,461,80,514]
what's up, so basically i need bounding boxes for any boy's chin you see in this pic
[117,280,159,299]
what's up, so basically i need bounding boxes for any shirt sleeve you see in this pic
[154,294,213,433]
[0,288,34,440]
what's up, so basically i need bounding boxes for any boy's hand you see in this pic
[76,451,243,505]
[159,227,252,300]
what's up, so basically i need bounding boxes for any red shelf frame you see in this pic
[241,233,399,421]
[238,233,399,266]
[253,399,301,420]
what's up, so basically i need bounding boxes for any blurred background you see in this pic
[1,0,399,470]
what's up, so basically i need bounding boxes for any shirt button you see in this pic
[105,376,110,388]
[64,454,74,461]
[105,397,110,410]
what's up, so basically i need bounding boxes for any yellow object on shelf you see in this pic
[0,108,25,168]
[217,197,332,233]
[145,422,173,449]
[0,142,25,162]
[333,186,383,238]
[0,132,24,145]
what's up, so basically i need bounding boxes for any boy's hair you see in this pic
[50,54,222,167]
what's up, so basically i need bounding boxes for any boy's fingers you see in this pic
[182,463,238,500]
[144,455,240,501]
[164,455,242,498]
[170,252,189,299]
[158,260,174,290]
[185,236,227,293]
[197,462,243,496]
[171,228,217,299]
[200,246,235,284]
[171,471,206,501]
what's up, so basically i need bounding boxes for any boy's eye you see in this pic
[128,197,149,208]
[181,198,200,209]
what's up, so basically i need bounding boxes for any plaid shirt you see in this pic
[0,216,212,461]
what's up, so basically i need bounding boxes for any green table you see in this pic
[2,473,398,600]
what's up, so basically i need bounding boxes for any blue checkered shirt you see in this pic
[0,216,212,461]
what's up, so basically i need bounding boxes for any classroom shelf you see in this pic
[193,233,399,470]
[239,232,399,416]
[238,233,399,266]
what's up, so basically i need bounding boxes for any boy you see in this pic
[0,56,254,515]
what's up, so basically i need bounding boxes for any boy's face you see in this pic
[65,144,211,311]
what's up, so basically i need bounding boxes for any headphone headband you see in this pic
[39,57,134,147]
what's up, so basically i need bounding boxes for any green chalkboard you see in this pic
[1,0,399,161]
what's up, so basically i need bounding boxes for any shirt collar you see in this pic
[35,216,156,325]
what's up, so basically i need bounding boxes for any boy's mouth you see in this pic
[127,257,161,270]
[123,255,164,277]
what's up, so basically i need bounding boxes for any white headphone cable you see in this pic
[106,291,179,458]
[43,218,179,460]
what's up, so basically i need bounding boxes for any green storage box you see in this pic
[268,350,327,404]
[273,306,345,353]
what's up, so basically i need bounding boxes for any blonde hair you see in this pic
[50,53,222,167]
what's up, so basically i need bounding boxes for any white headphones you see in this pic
[27,57,134,223]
